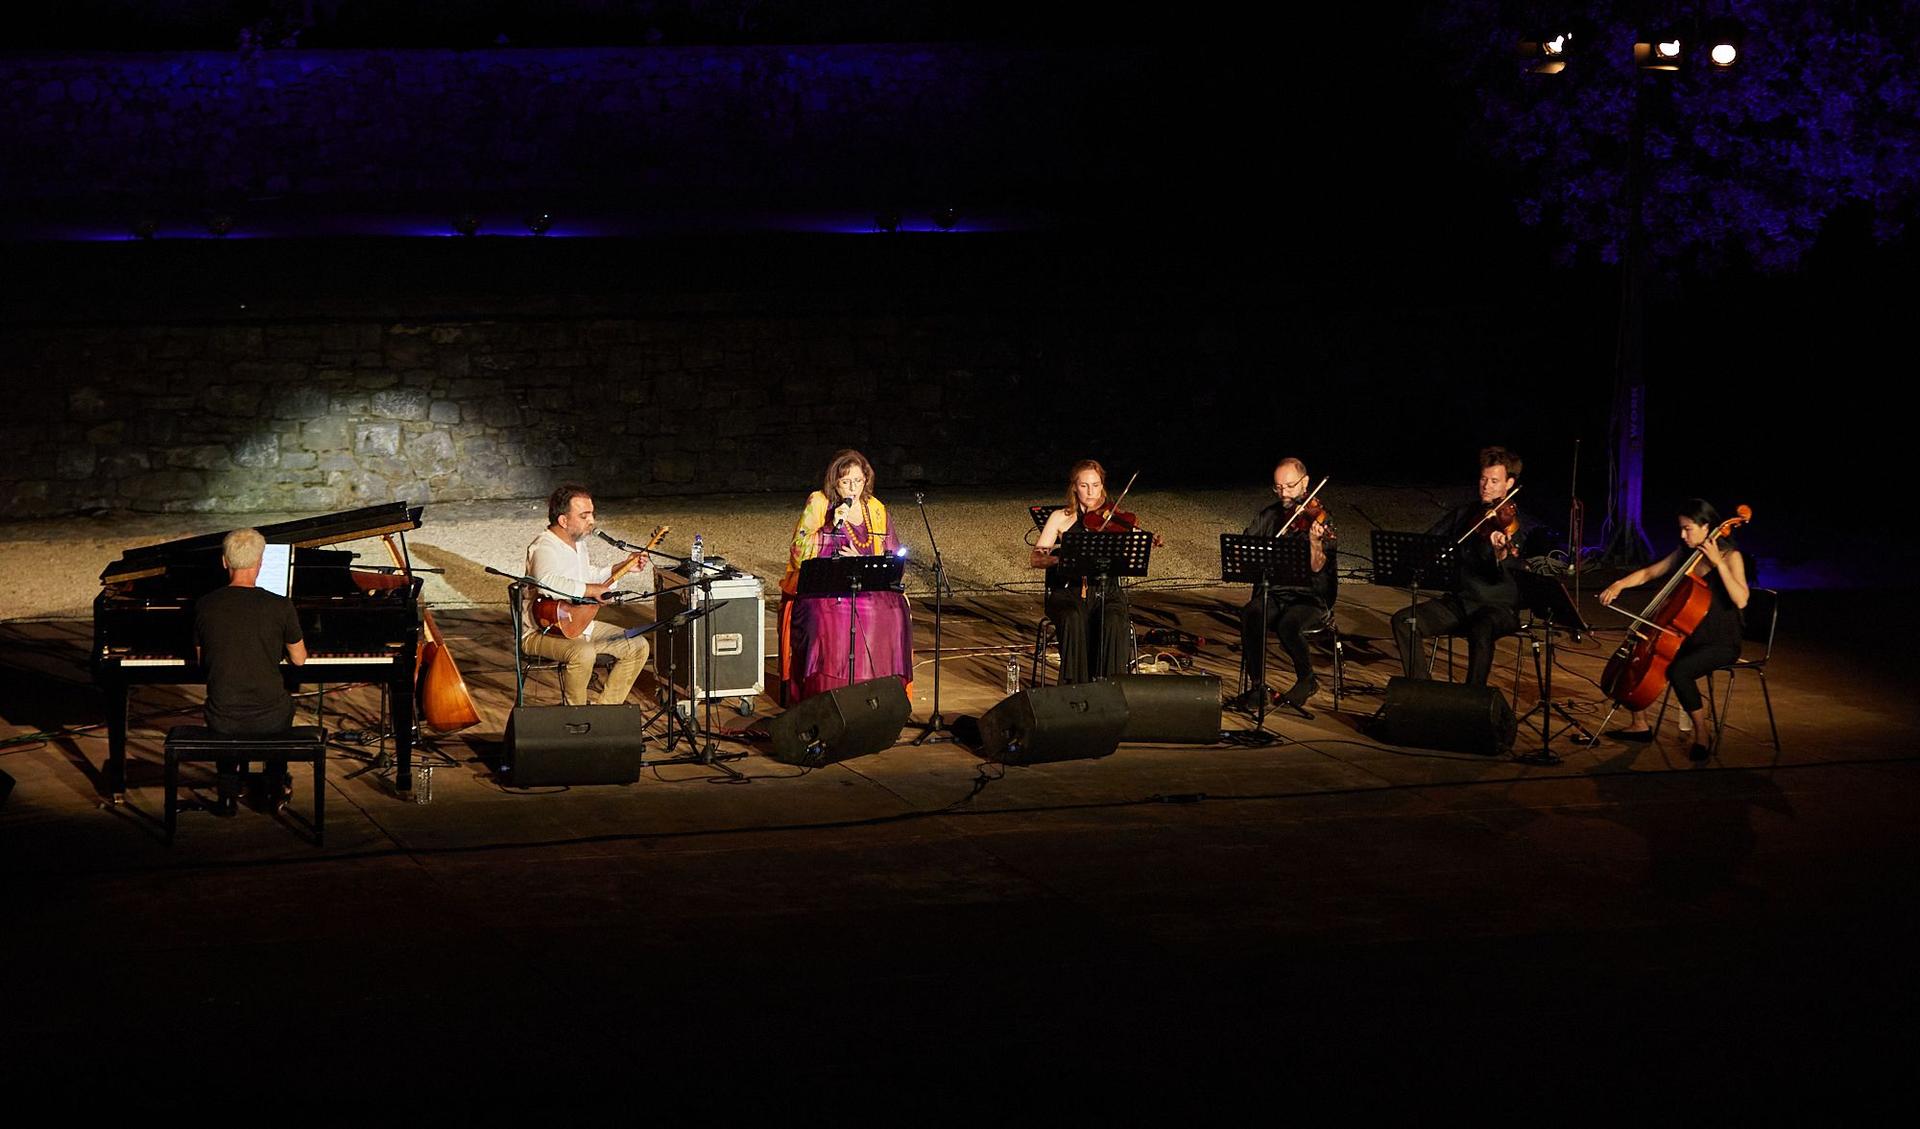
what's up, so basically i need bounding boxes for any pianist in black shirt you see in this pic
[193,528,308,811]
[1389,447,1540,689]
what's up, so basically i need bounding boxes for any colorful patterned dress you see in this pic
[779,491,914,704]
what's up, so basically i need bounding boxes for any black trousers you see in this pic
[1390,595,1520,689]
[1045,584,1130,684]
[1240,595,1324,689]
[208,700,296,798]
[1667,637,1742,714]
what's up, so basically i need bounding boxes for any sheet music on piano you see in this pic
[92,502,430,800]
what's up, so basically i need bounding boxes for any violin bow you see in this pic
[1275,475,1331,539]
[1097,471,1140,524]
[1454,484,1524,546]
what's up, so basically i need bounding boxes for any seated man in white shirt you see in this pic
[522,484,653,706]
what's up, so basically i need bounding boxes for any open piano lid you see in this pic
[98,502,425,585]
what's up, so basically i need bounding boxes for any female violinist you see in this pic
[1029,460,1160,684]
[1598,498,1750,760]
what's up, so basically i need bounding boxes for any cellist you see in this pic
[1598,499,1750,760]
[1030,460,1159,683]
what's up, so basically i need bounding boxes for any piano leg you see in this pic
[392,676,416,793]
[104,681,129,804]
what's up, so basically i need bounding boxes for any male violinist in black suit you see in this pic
[1229,457,1336,711]
[1389,447,1538,689]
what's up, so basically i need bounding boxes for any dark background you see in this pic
[3,3,1907,574]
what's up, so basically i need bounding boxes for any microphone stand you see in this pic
[909,490,952,744]
[636,545,746,780]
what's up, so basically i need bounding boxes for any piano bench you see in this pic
[164,726,328,846]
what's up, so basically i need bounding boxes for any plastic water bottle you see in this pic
[690,533,704,566]
[1005,655,1020,693]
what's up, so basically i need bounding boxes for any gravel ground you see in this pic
[5,482,1461,622]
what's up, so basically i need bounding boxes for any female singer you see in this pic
[1598,499,1750,760]
[779,449,913,704]
[1030,459,1156,684]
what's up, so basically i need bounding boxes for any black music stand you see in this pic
[1029,505,1062,532]
[1221,533,1316,730]
[1510,570,1595,764]
[797,555,906,688]
[1053,528,1153,680]
[1371,530,1462,670]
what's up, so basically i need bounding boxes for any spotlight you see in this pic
[931,206,958,231]
[873,209,901,233]
[452,212,481,237]
[1705,17,1744,68]
[524,212,553,235]
[205,213,234,237]
[1634,30,1685,71]
[130,218,157,240]
[1518,32,1573,74]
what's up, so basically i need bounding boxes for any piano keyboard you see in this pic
[113,652,399,667]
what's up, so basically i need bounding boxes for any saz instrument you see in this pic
[531,524,669,639]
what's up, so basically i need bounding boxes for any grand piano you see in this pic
[93,502,431,799]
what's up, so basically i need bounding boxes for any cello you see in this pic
[1598,505,1752,710]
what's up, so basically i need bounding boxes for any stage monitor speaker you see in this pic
[1371,677,1516,757]
[766,676,911,767]
[1104,674,1223,744]
[506,704,646,785]
[977,682,1129,765]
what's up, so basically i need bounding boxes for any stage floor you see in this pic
[3,498,1916,1110]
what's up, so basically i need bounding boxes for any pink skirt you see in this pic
[781,591,914,704]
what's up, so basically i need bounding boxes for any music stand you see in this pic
[1029,505,1061,531]
[1371,530,1462,669]
[797,555,906,687]
[1510,569,1595,764]
[1220,533,1316,729]
[1052,528,1153,680]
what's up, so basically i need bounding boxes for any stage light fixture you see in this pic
[1518,32,1573,74]
[1634,30,1685,71]
[524,212,553,235]
[452,212,481,237]
[1705,17,1744,68]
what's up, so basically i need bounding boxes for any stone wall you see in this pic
[3,305,1237,517]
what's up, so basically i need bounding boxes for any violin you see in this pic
[1082,471,1163,547]
[1456,485,1524,559]
[1275,476,1334,540]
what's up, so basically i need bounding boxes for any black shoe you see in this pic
[210,795,238,818]
[1688,742,1712,762]
[1604,728,1655,743]
[1226,688,1267,714]
[1280,678,1319,708]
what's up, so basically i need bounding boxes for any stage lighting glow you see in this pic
[205,214,234,237]
[1710,43,1737,66]
[1543,35,1567,56]
[1656,39,1681,59]
[130,219,156,240]
[525,212,553,235]
[453,213,481,237]
[932,207,958,231]
[874,210,901,233]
